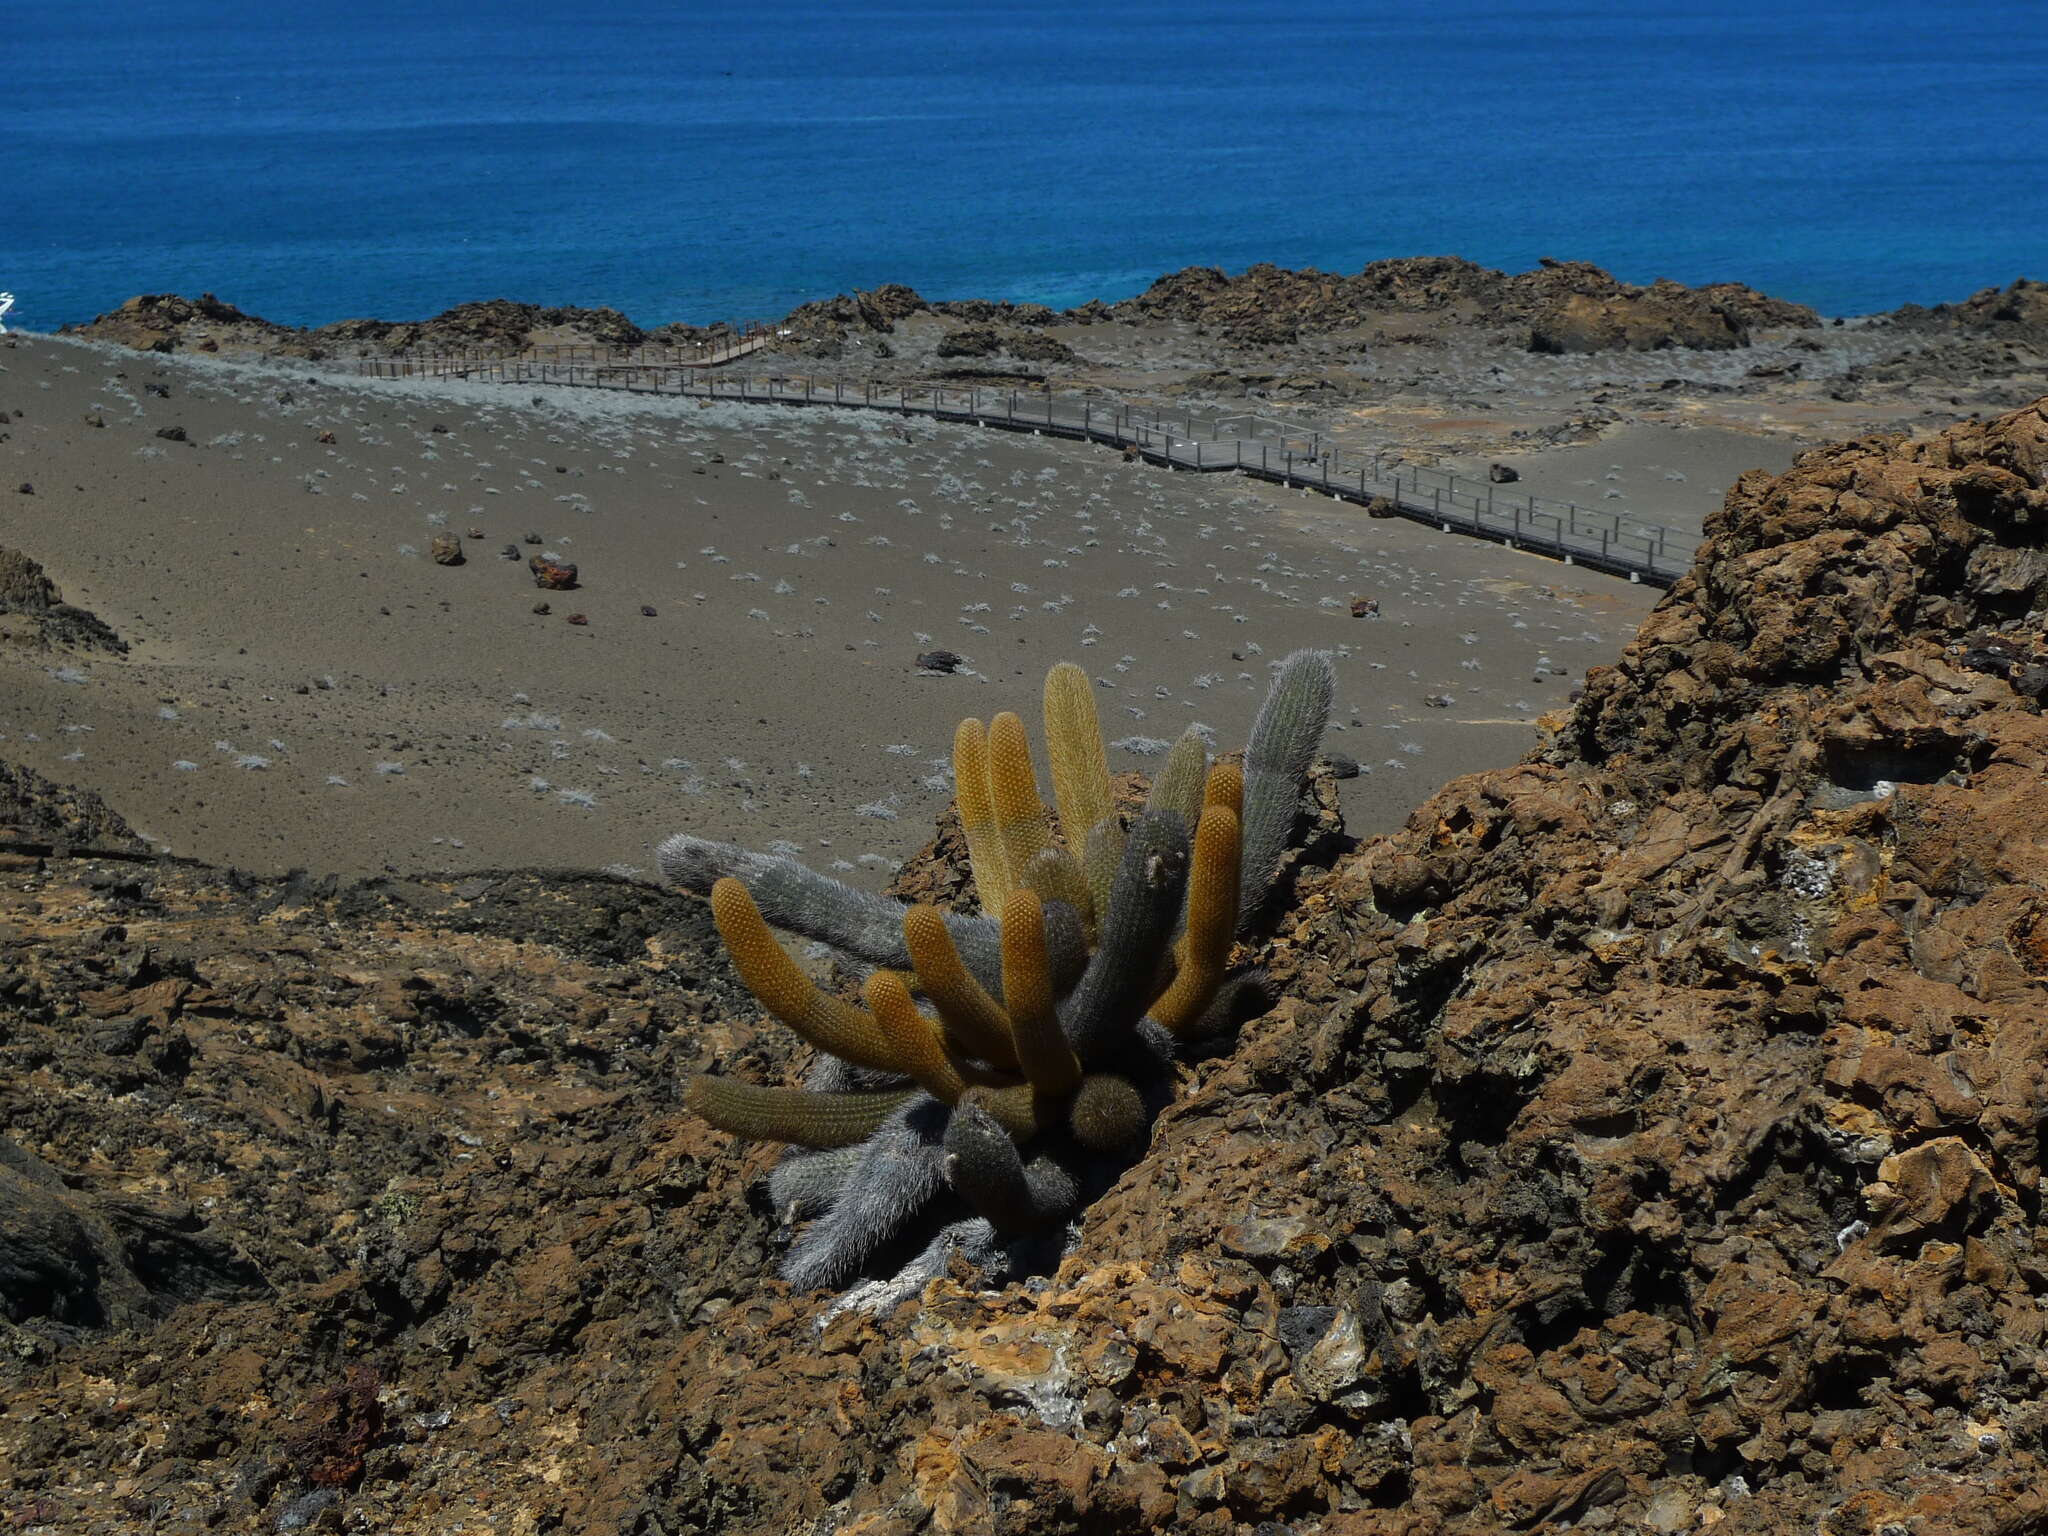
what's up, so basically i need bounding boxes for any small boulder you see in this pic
[528,556,578,590]
[640,605,657,617]
[1489,463,1520,483]
[566,613,588,626]
[916,649,964,674]
[154,426,187,442]
[429,535,464,566]
[499,544,522,561]
[532,601,551,615]
[1349,596,1379,618]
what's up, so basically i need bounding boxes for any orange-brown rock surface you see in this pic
[4,400,2048,1534]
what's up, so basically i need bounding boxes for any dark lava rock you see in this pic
[916,649,964,673]
[0,545,127,654]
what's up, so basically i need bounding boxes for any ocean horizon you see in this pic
[7,0,2045,333]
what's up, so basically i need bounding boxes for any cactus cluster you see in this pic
[659,650,1334,1296]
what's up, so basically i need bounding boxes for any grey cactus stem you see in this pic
[1059,811,1190,1059]
[943,1100,1081,1234]
[658,834,1004,990]
[780,1098,949,1290]
[1237,649,1334,930]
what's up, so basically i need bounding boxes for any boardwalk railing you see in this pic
[341,350,1695,586]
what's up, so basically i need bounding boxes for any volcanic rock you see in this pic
[528,555,578,590]
[0,545,127,654]
[1526,281,1752,353]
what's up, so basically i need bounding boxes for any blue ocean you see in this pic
[7,1,2045,332]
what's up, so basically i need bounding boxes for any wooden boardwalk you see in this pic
[346,352,1696,587]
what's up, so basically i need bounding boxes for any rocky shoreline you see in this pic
[3,376,2046,1533]
[60,261,2047,472]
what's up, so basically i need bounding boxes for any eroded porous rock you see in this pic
[2,401,2046,1534]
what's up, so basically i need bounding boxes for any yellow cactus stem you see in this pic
[1000,889,1081,1097]
[901,904,1020,1070]
[1148,726,1209,830]
[1042,661,1116,859]
[862,970,971,1104]
[686,1076,911,1148]
[709,878,900,1073]
[1203,760,1244,820]
[960,1081,1049,1144]
[1019,844,1097,942]
[1069,1072,1148,1153]
[1152,804,1242,1035]
[986,710,1055,886]
[1081,814,1126,926]
[953,717,1013,909]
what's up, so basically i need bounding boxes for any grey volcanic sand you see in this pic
[0,334,1661,882]
[1440,424,1802,540]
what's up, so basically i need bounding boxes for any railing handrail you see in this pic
[329,348,1694,586]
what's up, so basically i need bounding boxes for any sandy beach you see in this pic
[0,331,1666,879]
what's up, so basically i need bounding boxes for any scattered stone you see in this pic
[429,535,464,566]
[316,430,335,444]
[640,605,657,617]
[15,483,30,495]
[565,613,588,626]
[154,426,187,442]
[1349,596,1379,618]
[531,601,550,615]
[500,544,522,561]
[916,649,964,674]
[430,423,450,434]
[522,532,543,545]
[528,556,578,590]
[1489,462,1520,483]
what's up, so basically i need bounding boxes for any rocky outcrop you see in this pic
[0,758,145,850]
[1526,281,1752,353]
[782,283,932,338]
[65,296,648,358]
[1116,257,1820,349]
[313,299,646,355]
[58,293,312,356]
[1882,277,2048,336]
[933,299,1058,328]
[934,325,1080,364]
[0,545,127,654]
